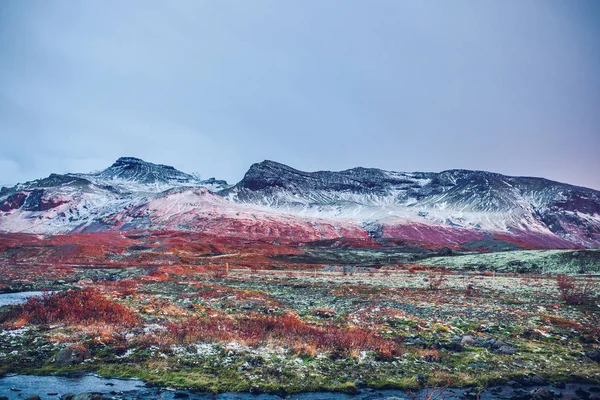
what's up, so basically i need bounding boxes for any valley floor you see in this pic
[0,262,599,395]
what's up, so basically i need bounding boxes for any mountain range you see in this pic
[1,157,599,249]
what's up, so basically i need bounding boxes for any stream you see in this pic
[0,374,599,400]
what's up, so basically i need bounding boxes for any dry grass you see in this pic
[1,288,140,327]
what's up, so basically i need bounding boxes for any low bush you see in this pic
[2,288,140,327]
[166,311,400,357]
[556,275,598,305]
[428,274,447,291]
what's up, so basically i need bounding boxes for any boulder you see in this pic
[529,388,554,400]
[575,388,591,399]
[461,335,477,345]
[586,351,600,363]
[55,346,90,366]
[73,393,111,400]
[415,374,428,385]
[497,345,516,355]
[530,375,546,385]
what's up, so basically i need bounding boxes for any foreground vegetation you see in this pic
[0,261,599,394]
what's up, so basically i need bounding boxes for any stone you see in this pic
[24,397,42,400]
[445,342,464,352]
[586,351,600,363]
[461,335,477,345]
[55,346,90,366]
[497,345,516,355]
[530,388,553,400]
[530,375,546,385]
[174,392,190,399]
[354,380,367,388]
[60,394,75,400]
[462,389,479,399]
[73,393,111,400]
[575,388,591,399]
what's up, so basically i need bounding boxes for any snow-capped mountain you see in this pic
[1,158,599,248]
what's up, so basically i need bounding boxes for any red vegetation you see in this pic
[382,223,488,246]
[556,275,598,305]
[2,288,140,327]
[494,229,580,250]
[166,311,400,357]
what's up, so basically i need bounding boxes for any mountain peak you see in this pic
[98,157,195,184]
[110,157,175,169]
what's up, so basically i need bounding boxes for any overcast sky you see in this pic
[1,0,599,189]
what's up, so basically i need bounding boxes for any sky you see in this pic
[1,0,599,189]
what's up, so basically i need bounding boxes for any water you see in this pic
[0,374,144,399]
[0,374,598,400]
[0,291,45,307]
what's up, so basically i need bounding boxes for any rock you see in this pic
[553,382,566,389]
[174,392,190,399]
[575,388,591,399]
[497,345,516,355]
[354,380,367,388]
[55,346,90,366]
[530,388,553,400]
[60,394,75,400]
[510,389,529,400]
[530,375,546,385]
[461,335,477,345]
[415,374,427,385]
[508,381,522,388]
[586,351,600,363]
[0,397,7,400]
[24,397,42,400]
[462,389,479,399]
[590,387,600,393]
[450,336,462,342]
[444,342,464,352]
[73,393,111,400]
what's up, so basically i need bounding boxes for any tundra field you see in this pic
[0,233,599,396]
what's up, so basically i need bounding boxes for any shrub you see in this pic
[166,311,401,357]
[428,274,447,291]
[464,278,477,297]
[3,288,140,327]
[211,268,228,279]
[556,275,598,305]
